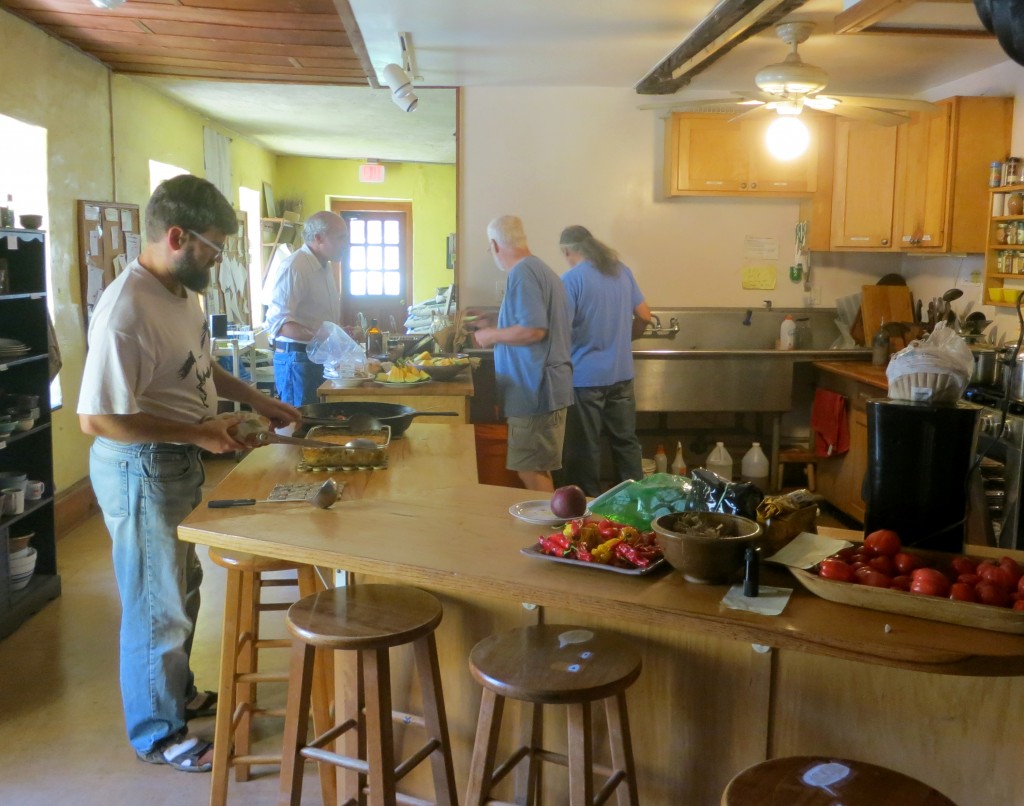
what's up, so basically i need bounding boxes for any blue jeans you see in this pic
[561,380,643,496]
[89,438,206,753]
[273,351,324,407]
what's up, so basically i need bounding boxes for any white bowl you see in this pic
[10,546,37,575]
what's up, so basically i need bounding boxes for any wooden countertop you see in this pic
[318,374,474,399]
[814,360,889,391]
[179,423,1024,677]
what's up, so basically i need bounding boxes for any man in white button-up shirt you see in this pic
[265,211,347,405]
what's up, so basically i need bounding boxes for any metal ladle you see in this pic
[207,477,339,509]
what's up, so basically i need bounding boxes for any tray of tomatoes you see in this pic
[522,517,666,575]
[789,529,1024,634]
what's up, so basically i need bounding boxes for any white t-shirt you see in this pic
[264,244,341,342]
[77,261,218,425]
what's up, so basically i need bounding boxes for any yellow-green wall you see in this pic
[275,157,456,308]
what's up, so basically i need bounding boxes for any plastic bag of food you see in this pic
[756,489,820,554]
[885,321,974,403]
[306,321,367,376]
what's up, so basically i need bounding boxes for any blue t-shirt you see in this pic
[562,260,644,387]
[494,255,573,417]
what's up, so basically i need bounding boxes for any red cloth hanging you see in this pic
[811,388,850,457]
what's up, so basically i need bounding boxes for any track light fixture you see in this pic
[383,64,418,113]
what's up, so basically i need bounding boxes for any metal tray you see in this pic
[520,543,667,576]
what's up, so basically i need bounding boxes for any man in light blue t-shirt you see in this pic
[558,225,652,495]
[472,215,573,491]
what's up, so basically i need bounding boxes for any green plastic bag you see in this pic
[588,474,699,531]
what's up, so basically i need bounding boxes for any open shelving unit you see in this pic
[984,183,1024,308]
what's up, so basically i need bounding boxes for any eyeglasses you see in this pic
[188,230,225,261]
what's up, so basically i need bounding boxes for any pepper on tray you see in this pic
[535,517,663,569]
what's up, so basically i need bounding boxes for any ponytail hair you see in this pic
[559,225,619,276]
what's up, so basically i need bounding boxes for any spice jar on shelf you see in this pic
[1008,192,1024,216]
[997,223,1009,244]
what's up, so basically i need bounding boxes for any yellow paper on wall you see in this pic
[741,264,777,290]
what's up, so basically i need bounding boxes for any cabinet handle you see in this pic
[740,182,747,189]
[749,182,757,190]
[882,239,889,246]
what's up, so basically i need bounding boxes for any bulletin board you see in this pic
[77,199,141,332]
[203,211,252,327]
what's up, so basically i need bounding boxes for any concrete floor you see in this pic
[0,456,325,805]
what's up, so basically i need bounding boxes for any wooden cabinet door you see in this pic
[668,115,747,193]
[846,407,869,523]
[830,120,899,249]
[744,117,819,194]
[897,104,952,250]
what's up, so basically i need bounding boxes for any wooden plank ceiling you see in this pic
[0,0,377,86]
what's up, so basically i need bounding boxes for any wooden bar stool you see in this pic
[278,583,457,806]
[466,624,641,806]
[776,446,817,492]
[722,756,957,806]
[207,548,334,806]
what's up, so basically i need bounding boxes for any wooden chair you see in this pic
[776,445,818,492]
[465,624,641,806]
[721,756,957,806]
[278,583,457,806]
[207,548,334,806]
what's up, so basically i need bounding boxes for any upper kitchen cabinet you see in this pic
[664,113,825,197]
[823,96,1012,253]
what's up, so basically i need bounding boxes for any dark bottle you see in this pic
[365,318,384,356]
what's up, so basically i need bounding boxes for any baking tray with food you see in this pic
[298,425,391,471]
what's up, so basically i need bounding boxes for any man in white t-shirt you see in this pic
[264,211,347,405]
[78,175,299,773]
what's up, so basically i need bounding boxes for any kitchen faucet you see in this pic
[648,314,662,331]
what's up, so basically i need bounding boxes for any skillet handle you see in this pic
[411,411,460,417]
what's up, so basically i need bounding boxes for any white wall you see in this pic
[460,86,900,310]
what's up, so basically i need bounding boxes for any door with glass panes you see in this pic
[333,201,412,336]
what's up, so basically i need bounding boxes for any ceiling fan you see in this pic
[642,22,938,126]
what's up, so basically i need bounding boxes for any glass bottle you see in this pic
[671,442,687,475]
[365,318,383,356]
[872,320,890,366]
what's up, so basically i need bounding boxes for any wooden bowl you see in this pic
[651,512,763,584]
[18,215,42,230]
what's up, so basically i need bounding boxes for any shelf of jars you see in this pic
[985,183,1024,307]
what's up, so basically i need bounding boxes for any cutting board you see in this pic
[860,285,914,349]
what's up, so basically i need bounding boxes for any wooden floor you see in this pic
[0,456,326,805]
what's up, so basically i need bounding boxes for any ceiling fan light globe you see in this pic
[765,116,810,161]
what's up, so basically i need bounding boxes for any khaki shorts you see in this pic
[506,409,567,472]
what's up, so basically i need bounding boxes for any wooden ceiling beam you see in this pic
[635,0,810,95]
[332,0,377,88]
[835,0,990,36]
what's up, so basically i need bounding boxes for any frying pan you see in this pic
[298,401,459,438]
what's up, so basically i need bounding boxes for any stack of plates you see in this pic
[10,546,36,591]
[0,338,30,361]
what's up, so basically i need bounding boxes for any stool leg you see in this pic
[806,462,816,492]
[605,691,638,806]
[522,702,542,806]
[566,702,594,806]
[466,687,505,805]
[234,569,259,781]
[279,639,317,806]
[363,646,397,806]
[412,633,457,806]
[210,567,243,806]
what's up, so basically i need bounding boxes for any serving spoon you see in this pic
[207,478,340,509]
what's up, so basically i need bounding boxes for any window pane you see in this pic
[367,220,383,244]
[351,271,366,296]
[384,245,400,270]
[350,219,366,244]
[367,245,383,271]
[383,271,401,296]
[367,271,383,295]
[350,245,366,271]
[383,220,400,244]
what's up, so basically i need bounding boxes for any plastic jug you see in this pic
[741,442,770,490]
[706,442,733,481]
[671,441,687,475]
[779,315,796,351]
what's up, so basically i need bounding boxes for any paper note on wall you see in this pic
[104,207,119,222]
[125,233,141,263]
[121,210,134,232]
[742,265,777,289]
[84,205,100,222]
[744,236,778,261]
[86,264,105,306]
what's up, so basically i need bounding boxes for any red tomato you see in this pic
[890,575,911,591]
[864,529,901,557]
[1013,599,1024,612]
[892,552,919,575]
[949,582,977,603]
[1018,574,1024,597]
[855,566,892,588]
[976,581,1011,608]
[818,559,856,583]
[834,547,857,562]
[950,556,977,577]
[999,557,1023,588]
[958,573,981,587]
[868,555,897,576]
[977,561,1014,590]
[910,567,951,597]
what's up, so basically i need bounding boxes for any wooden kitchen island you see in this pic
[317,373,474,423]
[180,424,1024,806]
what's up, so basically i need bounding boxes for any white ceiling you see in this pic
[136,0,1011,165]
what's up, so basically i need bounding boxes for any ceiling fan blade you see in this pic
[829,104,911,126]
[729,104,776,123]
[636,97,744,112]
[732,89,783,105]
[826,95,939,113]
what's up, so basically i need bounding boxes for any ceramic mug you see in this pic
[25,480,44,500]
[1,486,24,515]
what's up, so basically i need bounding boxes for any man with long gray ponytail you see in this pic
[557,225,652,495]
